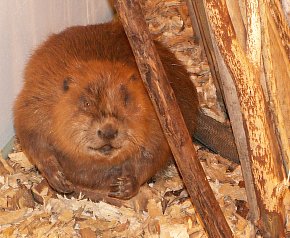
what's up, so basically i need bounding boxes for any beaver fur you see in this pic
[13,20,199,200]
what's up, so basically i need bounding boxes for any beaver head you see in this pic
[52,60,164,164]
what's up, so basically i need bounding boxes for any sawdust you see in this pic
[141,0,227,123]
[0,144,252,238]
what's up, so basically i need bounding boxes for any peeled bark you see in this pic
[187,0,259,228]
[204,0,287,236]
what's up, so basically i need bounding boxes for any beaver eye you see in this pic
[79,96,91,110]
[63,77,74,92]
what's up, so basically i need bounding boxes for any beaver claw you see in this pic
[45,170,74,194]
[38,155,75,194]
[108,175,139,200]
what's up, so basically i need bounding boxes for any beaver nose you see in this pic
[98,125,118,140]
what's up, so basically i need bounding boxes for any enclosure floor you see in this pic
[0,143,253,238]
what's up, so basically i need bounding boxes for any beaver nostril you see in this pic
[97,130,102,137]
[98,126,118,140]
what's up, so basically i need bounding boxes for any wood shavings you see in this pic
[142,0,227,122]
[0,208,29,225]
[147,199,163,218]
[8,152,34,172]
[0,143,254,237]
[0,155,14,175]
[160,223,189,238]
[79,227,96,238]
[7,181,35,210]
[31,179,55,205]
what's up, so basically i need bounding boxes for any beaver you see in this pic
[14,20,237,200]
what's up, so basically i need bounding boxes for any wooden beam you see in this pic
[114,0,233,237]
[204,0,287,236]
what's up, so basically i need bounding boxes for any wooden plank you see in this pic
[114,0,233,237]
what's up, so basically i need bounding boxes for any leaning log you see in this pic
[114,0,233,237]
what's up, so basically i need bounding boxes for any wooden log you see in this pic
[114,0,233,237]
[267,0,289,56]
[204,0,287,236]
[187,0,260,228]
[211,42,260,231]
[186,0,240,164]
[260,0,290,175]
[225,0,247,51]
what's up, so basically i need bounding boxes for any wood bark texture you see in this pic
[204,0,288,237]
[187,0,260,228]
[260,0,290,174]
[226,0,247,51]
[114,0,233,237]
[186,0,241,163]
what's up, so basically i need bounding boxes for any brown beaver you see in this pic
[14,20,237,201]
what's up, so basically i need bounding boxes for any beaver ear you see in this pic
[63,77,74,92]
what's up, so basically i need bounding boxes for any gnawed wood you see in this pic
[187,0,259,228]
[245,0,261,67]
[260,0,290,173]
[210,35,260,232]
[186,0,240,163]
[267,0,290,56]
[204,0,287,236]
[114,0,233,237]
[225,0,247,51]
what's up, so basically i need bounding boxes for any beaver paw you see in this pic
[108,175,139,200]
[45,171,74,194]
